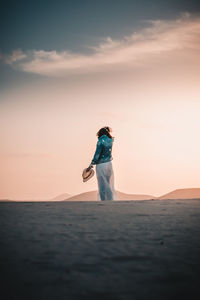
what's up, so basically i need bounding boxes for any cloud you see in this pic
[1,13,200,76]
[0,49,27,65]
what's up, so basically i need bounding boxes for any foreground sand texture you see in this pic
[1,200,200,300]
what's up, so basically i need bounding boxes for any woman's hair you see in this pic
[96,126,113,139]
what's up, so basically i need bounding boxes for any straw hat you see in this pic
[82,167,95,182]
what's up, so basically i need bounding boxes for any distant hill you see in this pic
[50,193,72,201]
[2,188,200,202]
[63,191,154,201]
[0,199,13,202]
[158,188,200,200]
[117,191,154,200]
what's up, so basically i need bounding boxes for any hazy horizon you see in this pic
[1,186,200,202]
[1,1,200,200]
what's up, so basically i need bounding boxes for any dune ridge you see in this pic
[50,193,71,201]
[63,191,154,201]
[1,188,200,202]
[157,188,200,200]
[64,188,200,201]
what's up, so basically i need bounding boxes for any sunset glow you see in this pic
[1,7,200,200]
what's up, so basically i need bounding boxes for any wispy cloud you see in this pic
[1,13,200,76]
[0,49,27,65]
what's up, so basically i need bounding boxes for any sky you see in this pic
[1,0,200,200]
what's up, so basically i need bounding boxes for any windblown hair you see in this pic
[96,126,113,139]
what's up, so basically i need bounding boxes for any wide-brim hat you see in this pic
[82,168,95,182]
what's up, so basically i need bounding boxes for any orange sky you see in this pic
[0,14,200,200]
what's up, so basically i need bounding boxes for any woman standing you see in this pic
[86,126,117,201]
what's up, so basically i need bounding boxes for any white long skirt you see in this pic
[96,161,117,201]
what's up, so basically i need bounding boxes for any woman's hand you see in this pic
[86,165,93,172]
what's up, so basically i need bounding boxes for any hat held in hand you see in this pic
[82,167,95,182]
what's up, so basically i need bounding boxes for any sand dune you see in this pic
[50,193,72,201]
[63,188,200,201]
[158,188,200,199]
[1,188,200,202]
[64,190,154,201]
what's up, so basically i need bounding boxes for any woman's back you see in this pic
[91,135,113,165]
[99,134,113,161]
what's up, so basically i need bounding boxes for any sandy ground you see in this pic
[0,199,200,300]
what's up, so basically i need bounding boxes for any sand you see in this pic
[0,199,200,300]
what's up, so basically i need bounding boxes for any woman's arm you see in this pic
[89,140,103,167]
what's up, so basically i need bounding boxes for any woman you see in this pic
[87,126,117,201]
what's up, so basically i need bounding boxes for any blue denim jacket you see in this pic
[90,135,114,165]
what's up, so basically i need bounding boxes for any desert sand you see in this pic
[158,188,200,199]
[65,190,154,201]
[64,188,200,201]
[0,199,200,300]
